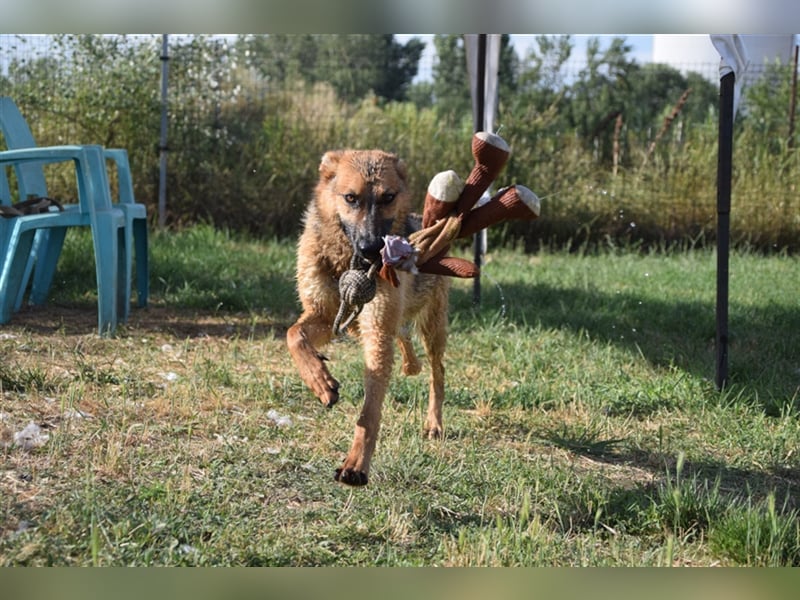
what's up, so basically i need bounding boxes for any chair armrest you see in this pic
[0,145,90,164]
[0,144,113,213]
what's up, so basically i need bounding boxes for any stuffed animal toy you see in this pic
[334,131,540,335]
[385,130,540,280]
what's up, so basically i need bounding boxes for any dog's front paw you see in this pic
[424,416,443,439]
[334,467,369,486]
[424,426,443,440]
[319,378,340,408]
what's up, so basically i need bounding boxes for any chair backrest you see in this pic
[0,164,11,205]
[0,97,50,200]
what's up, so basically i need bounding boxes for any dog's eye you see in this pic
[343,193,359,206]
[379,193,396,205]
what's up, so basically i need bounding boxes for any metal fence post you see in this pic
[716,71,735,390]
[158,34,169,228]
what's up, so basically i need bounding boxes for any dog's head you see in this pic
[315,149,410,266]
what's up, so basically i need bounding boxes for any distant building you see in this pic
[652,34,797,84]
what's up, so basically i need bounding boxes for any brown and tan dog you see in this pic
[287,149,450,486]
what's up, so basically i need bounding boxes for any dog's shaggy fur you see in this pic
[287,150,450,486]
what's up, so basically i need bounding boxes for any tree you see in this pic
[739,60,796,152]
[242,34,318,85]
[242,34,424,104]
[318,35,424,103]
[513,34,573,115]
[407,80,434,109]
[431,35,469,121]
[684,72,719,124]
[431,34,518,125]
[567,36,635,143]
[2,35,162,188]
[624,62,718,137]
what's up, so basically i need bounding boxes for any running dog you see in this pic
[286,149,450,486]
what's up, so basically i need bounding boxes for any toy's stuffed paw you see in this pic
[417,256,479,278]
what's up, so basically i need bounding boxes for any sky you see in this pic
[512,34,654,64]
[402,34,657,82]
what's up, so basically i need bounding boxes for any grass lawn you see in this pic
[1,226,799,566]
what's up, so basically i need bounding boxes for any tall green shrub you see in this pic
[1,34,798,251]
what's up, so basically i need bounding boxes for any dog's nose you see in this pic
[357,239,384,262]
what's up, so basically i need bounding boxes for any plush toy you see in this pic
[384,130,540,281]
[334,131,541,335]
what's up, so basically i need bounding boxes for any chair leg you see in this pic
[133,217,149,308]
[28,228,67,306]
[0,229,36,324]
[13,229,48,311]
[118,223,129,322]
[91,213,120,336]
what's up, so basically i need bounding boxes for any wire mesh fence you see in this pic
[1,34,798,250]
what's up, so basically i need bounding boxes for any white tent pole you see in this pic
[465,33,501,306]
[471,34,486,306]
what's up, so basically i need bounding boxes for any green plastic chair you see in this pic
[0,144,127,334]
[0,96,148,323]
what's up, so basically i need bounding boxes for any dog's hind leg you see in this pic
[419,283,449,439]
[287,312,340,407]
[397,325,422,376]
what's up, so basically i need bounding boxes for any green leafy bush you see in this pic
[2,34,799,251]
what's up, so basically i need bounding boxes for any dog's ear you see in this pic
[319,151,343,181]
[394,156,408,182]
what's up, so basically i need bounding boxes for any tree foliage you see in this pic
[507,35,718,164]
[431,34,518,125]
[1,34,162,201]
[241,34,424,103]
[3,34,798,250]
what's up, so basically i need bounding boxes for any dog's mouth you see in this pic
[338,215,396,270]
[349,250,381,275]
[341,229,387,269]
[354,242,384,266]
